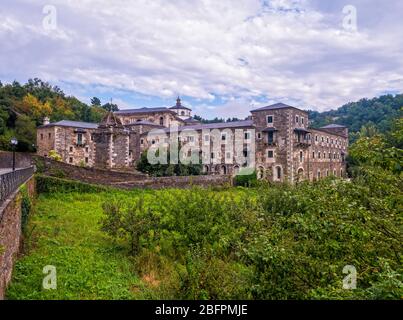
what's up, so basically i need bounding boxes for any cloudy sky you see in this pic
[0,0,402,118]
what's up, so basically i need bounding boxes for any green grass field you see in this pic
[6,191,145,300]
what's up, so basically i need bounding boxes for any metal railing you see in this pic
[0,166,35,207]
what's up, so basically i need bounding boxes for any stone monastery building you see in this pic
[37,98,348,183]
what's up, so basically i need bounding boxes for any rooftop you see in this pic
[320,124,347,129]
[38,120,98,129]
[250,103,307,113]
[169,97,192,111]
[154,120,254,134]
[114,107,173,115]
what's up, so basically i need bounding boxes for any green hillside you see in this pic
[0,79,110,152]
[309,94,403,141]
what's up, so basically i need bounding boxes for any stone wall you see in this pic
[35,156,232,189]
[0,151,33,168]
[110,174,233,189]
[0,175,35,299]
[34,156,146,185]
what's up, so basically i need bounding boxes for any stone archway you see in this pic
[221,165,227,175]
[297,168,304,182]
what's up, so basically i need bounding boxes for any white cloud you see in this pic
[0,0,402,116]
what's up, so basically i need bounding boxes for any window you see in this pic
[326,137,329,143]
[257,132,261,139]
[85,147,89,153]
[312,151,315,159]
[211,152,215,159]
[40,133,43,140]
[140,139,144,145]
[268,131,274,144]
[159,117,164,126]
[243,150,248,157]
[226,152,231,159]
[244,132,250,140]
[318,152,321,159]
[300,151,303,162]
[69,147,73,152]
[328,152,331,159]
[301,117,304,124]
[77,133,83,145]
[221,133,226,141]
[48,133,51,139]
[315,135,318,142]
[85,157,89,164]
[187,136,195,143]
[295,115,299,123]
[181,111,185,116]
[268,150,274,158]
[277,167,282,180]
[317,170,321,179]
[321,136,324,142]
[69,157,73,163]
[267,115,273,124]
[151,140,155,145]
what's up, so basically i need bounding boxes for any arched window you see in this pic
[234,166,240,175]
[257,166,264,179]
[159,117,164,126]
[277,166,282,180]
[181,111,185,116]
[297,168,304,182]
[317,170,321,179]
[221,165,227,175]
[299,151,303,162]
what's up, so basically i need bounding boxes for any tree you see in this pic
[15,115,36,151]
[91,97,101,106]
[101,102,119,112]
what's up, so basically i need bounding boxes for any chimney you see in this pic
[43,117,50,125]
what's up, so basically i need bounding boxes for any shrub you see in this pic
[234,170,257,187]
[20,185,32,232]
[36,175,108,194]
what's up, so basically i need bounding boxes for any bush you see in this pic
[36,175,108,194]
[20,185,32,232]
[234,170,257,187]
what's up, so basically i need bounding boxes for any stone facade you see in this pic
[36,100,348,184]
[37,120,97,167]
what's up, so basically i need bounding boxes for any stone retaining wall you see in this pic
[35,156,232,189]
[0,176,35,299]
